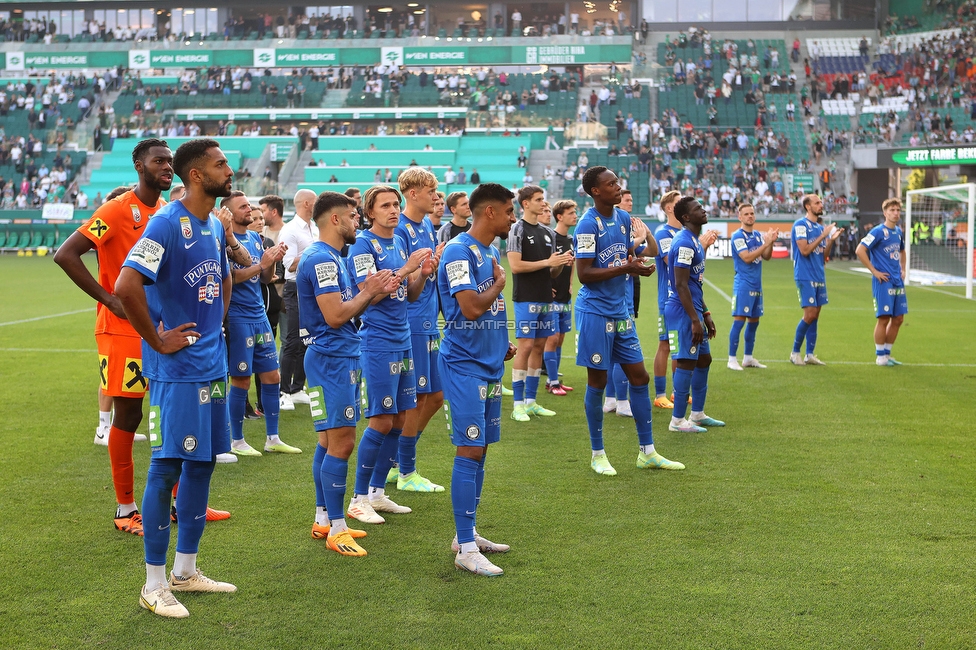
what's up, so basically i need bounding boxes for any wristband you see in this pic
[702,311,711,317]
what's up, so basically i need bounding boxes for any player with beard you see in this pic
[116,139,239,618]
[55,138,172,536]
[790,194,841,365]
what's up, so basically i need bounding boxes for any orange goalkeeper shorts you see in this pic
[95,333,148,398]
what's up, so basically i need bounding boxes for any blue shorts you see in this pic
[665,305,711,361]
[657,310,669,342]
[410,333,442,395]
[574,311,644,370]
[362,348,418,417]
[514,301,555,339]
[227,319,278,376]
[873,280,908,318]
[148,378,231,460]
[551,302,572,334]
[731,289,764,318]
[796,280,828,307]
[304,350,361,431]
[438,356,501,448]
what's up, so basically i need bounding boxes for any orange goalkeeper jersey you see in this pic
[77,190,166,336]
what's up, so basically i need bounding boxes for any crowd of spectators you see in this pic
[0,136,79,210]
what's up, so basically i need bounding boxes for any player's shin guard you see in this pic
[260,382,280,437]
[525,368,541,401]
[691,366,709,413]
[584,385,605,451]
[744,321,759,356]
[229,385,248,441]
[320,454,348,524]
[313,444,327,507]
[629,384,654,446]
[612,364,629,402]
[354,427,385,496]
[370,428,401,490]
[451,456,479,545]
[543,352,559,384]
[398,433,419,475]
[805,319,818,354]
[174,460,215,556]
[672,368,693,419]
[108,426,136,505]
[143,458,182,565]
[654,375,667,396]
[793,319,811,354]
[474,454,486,528]
[729,320,745,357]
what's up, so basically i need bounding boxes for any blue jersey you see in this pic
[227,230,266,323]
[573,206,631,319]
[666,228,706,314]
[731,228,765,292]
[438,232,507,381]
[396,213,438,335]
[791,217,826,282]
[122,200,229,382]
[347,230,410,351]
[296,240,360,358]
[653,223,681,311]
[860,224,905,282]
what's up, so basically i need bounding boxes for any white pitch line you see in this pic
[702,277,733,304]
[0,308,93,327]
[827,266,975,302]
[761,359,976,368]
[0,348,96,353]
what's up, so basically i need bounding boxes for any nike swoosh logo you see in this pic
[133,224,144,230]
[465,510,476,515]
[158,524,170,530]
[184,241,198,249]
[195,514,206,520]
[332,483,344,488]
[95,433,106,439]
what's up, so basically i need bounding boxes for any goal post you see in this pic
[905,183,976,299]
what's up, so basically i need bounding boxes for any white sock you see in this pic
[525,397,536,405]
[145,564,167,592]
[460,541,478,554]
[591,449,605,458]
[604,397,617,406]
[875,344,885,353]
[617,399,630,410]
[231,438,249,450]
[743,354,754,362]
[368,486,385,500]
[98,410,111,428]
[172,552,197,579]
[639,444,655,455]
[691,410,705,420]
[266,435,281,445]
[514,400,525,406]
[729,355,737,362]
[117,502,138,517]
[330,517,348,534]
[884,343,892,352]
[315,506,329,526]
[671,416,685,425]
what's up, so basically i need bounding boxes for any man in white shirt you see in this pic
[755,179,769,197]
[278,189,318,411]
[444,167,457,184]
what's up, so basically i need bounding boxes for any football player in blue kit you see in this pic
[650,191,683,409]
[573,166,684,476]
[856,198,907,366]
[438,183,517,577]
[393,167,447,492]
[727,203,779,371]
[220,191,301,457]
[665,196,726,434]
[116,139,239,618]
[790,194,842,366]
[344,185,434,525]
[299,192,401,557]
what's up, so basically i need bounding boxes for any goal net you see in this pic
[905,183,975,299]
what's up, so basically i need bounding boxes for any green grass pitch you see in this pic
[1,253,975,649]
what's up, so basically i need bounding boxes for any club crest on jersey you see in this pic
[130,205,142,223]
[591,353,603,364]
[198,275,221,304]
[371,239,384,255]
[382,395,394,409]
[182,436,198,452]
[469,244,484,266]
[465,425,481,440]
[595,218,604,231]
[405,223,416,237]
[343,406,355,420]
[180,216,193,239]
[620,225,626,234]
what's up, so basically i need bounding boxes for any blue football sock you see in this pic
[452,456,479,545]
[543,352,559,384]
[555,346,563,378]
[729,320,745,357]
[312,443,327,507]
[806,319,818,355]
[320,454,348,524]
[229,385,248,441]
[370,428,401,490]
[142,458,182,566]
[691,366,710,413]
[612,364,629,402]
[604,372,616,399]
[398,433,419,475]
[512,379,525,402]
[474,454,486,528]
[793,319,811,354]
[672,368,693,419]
[354,427,385,496]
[174,459,215,557]
[654,375,667,397]
[584,385,605,451]
[629,383,654,446]
[260,382,280,437]
[525,373,540,400]
[744,321,759,356]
